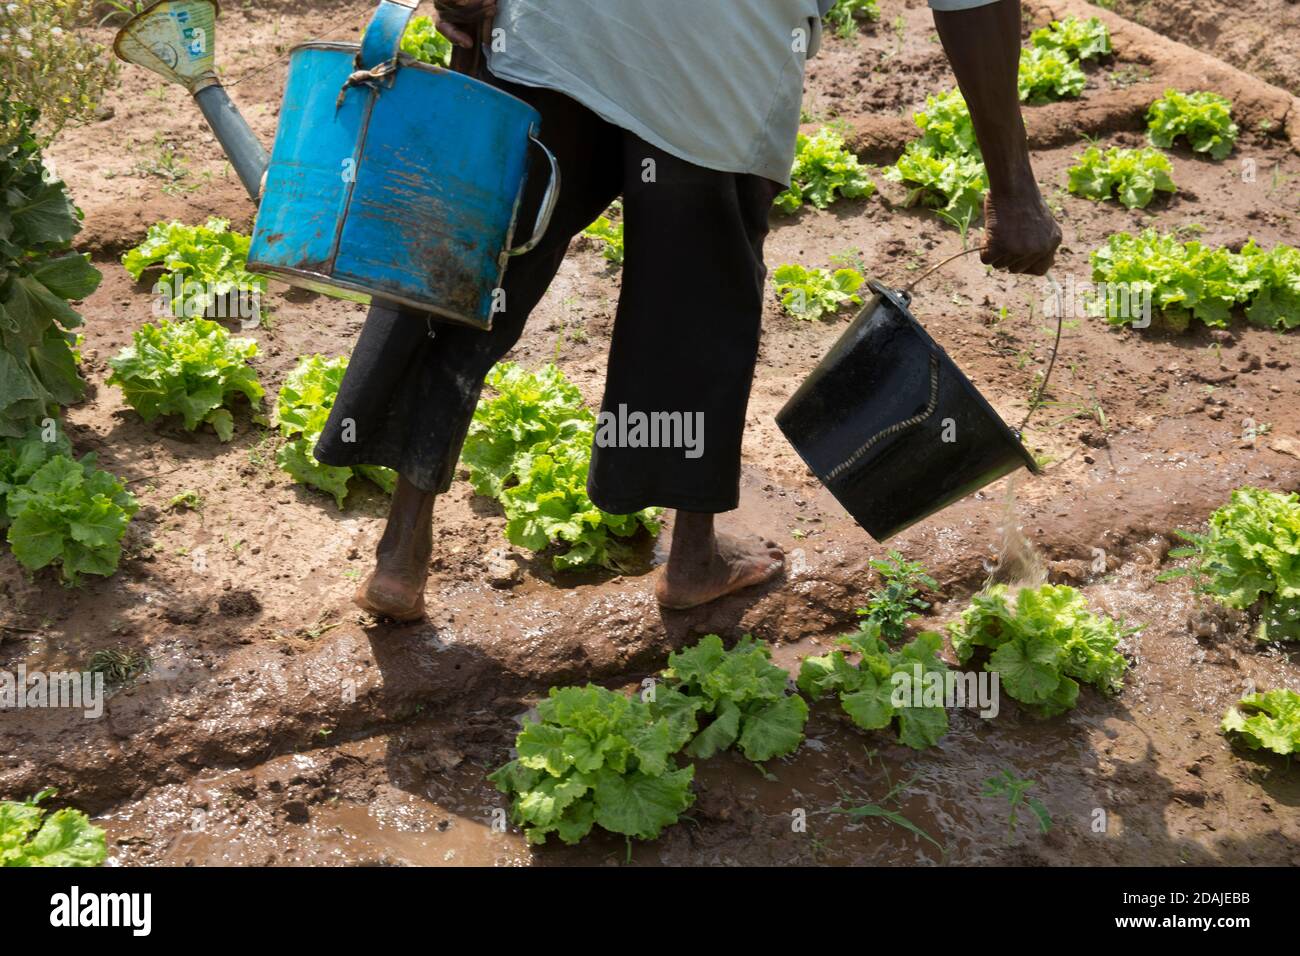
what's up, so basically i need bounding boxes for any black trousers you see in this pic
[316,72,780,514]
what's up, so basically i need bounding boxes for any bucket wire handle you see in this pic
[898,245,1064,437]
[506,135,562,257]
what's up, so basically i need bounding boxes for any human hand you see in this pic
[980,184,1061,276]
[434,0,496,48]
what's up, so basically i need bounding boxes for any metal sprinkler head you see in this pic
[113,0,222,93]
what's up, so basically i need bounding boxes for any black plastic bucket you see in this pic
[776,280,1039,541]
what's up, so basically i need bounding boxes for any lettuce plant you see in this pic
[0,789,106,867]
[1017,46,1087,104]
[1147,89,1238,160]
[581,212,624,266]
[1164,488,1300,642]
[107,317,263,441]
[0,426,72,529]
[948,584,1133,717]
[0,106,100,438]
[461,363,659,571]
[1221,689,1300,755]
[398,15,452,66]
[4,452,138,585]
[1029,16,1111,61]
[798,623,951,749]
[657,635,808,762]
[273,354,395,507]
[1090,230,1299,331]
[488,684,696,845]
[776,127,876,214]
[1237,241,1300,330]
[824,0,881,39]
[884,89,988,225]
[122,218,266,319]
[772,263,864,320]
[1067,145,1176,209]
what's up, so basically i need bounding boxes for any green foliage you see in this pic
[3,452,138,585]
[948,584,1133,717]
[884,89,988,226]
[0,789,106,867]
[861,551,938,641]
[775,127,876,214]
[1237,241,1300,330]
[1066,145,1176,209]
[798,623,951,749]
[657,635,808,762]
[398,15,452,67]
[488,684,696,845]
[0,424,71,529]
[0,1,118,142]
[461,362,659,571]
[107,317,263,441]
[771,263,864,320]
[0,107,99,438]
[1089,230,1300,331]
[1017,46,1086,104]
[273,354,395,507]
[1163,488,1300,643]
[1029,16,1112,61]
[981,770,1052,837]
[1147,89,1238,160]
[1221,689,1300,756]
[122,218,266,319]
[581,211,624,266]
[824,0,881,39]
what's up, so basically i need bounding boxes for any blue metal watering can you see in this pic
[114,0,560,331]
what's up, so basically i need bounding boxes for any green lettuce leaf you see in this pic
[0,790,106,867]
[659,634,808,762]
[1221,689,1300,755]
[948,583,1132,717]
[798,624,950,749]
[489,683,696,845]
[107,316,263,440]
[4,452,138,585]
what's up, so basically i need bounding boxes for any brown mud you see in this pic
[1,0,1298,865]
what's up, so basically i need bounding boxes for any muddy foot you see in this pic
[354,565,428,623]
[656,531,785,610]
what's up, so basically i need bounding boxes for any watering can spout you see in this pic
[192,83,269,201]
[112,0,268,202]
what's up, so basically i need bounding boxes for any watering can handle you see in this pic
[358,0,420,71]
[507,135,562,258]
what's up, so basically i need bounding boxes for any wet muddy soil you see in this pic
[1,0,1298,865]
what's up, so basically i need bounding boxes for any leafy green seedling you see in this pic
[656,634,808,763]
[1067,145,1176,209]
[775,127,876,214]
[1221,689,1300,755]
[1147,89,1238,160]
[0,789,107,867]
[107,317,263,441]
[772,263,865,320]
[1161,488,1300,642]
[981,770,1052,837]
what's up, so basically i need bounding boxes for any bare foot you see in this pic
[354,476,435,623]
[656,511,785,610]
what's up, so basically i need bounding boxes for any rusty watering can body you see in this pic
[115,0,559,331]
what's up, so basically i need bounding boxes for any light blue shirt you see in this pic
[486,0,998,185]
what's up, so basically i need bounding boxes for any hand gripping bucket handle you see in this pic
[353,0,560,258]
[775,250,1063,541]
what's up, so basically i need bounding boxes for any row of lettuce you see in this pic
[763,16,1297,331]
[493,486,1300,847]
